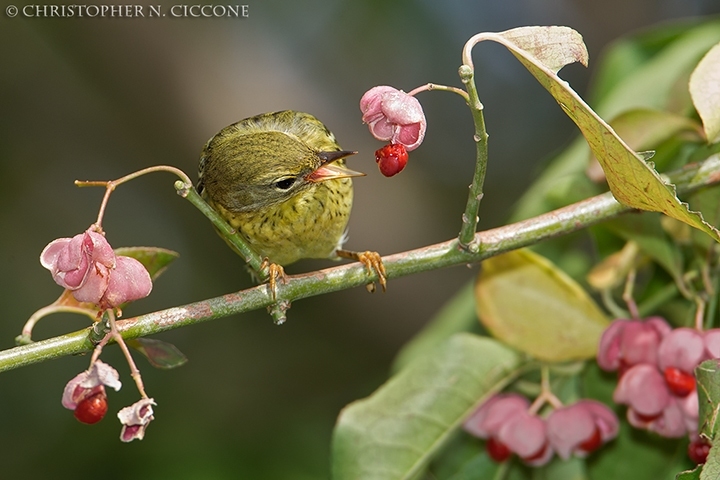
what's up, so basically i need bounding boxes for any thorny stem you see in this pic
[456,61,489,251]
[2,155,720,373]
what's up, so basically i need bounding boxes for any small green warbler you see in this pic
[197,110,386,291]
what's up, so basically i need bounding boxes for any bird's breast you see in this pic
[229,177,353,265]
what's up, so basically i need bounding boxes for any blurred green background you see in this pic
[1,1,719,478]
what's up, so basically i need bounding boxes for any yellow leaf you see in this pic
[475,249,609,362]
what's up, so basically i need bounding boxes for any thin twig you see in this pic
[622,269,640,319]
[76,165,194,229]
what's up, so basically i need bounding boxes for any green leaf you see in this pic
[475,249,608,362]
[690,42,720,144]
[676,465,701,480]
[331,334,522,480]
[512,20,720,222]
[700,438,720,480]
[479,26,720,242]
[442,452,499,480]
[696,359,720,439]
[127,338,188,369]
[429,435,500,480]
[114,246,180,281]
[393,282,479,372]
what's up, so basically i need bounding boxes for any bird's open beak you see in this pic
[308,150,365,182]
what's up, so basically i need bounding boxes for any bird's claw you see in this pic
[337,249,387,293]
[260,258,287,300]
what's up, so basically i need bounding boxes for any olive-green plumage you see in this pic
[197,110,362,266]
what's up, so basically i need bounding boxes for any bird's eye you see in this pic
[273,177,297,190]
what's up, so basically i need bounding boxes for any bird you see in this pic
[196,110,386,295]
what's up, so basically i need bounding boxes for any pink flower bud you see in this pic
[597,317,671,371]
[497,410,552,466]
[613,364,670,417]
[41,228,152,309]
[360,86,426,151]
[41,230,116,297]
[546,400,618,459]
[118,398,156,442]
[463,393,529,439]
[658,328,706,373]
[100,256,153,309]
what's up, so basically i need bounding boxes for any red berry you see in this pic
[578,426,603,453]
[486,436,512,462]
[634,411,662,423]
[73,392,108,424]
[688,437,711,464]
[375,143,408,177]
[664,367,696,397]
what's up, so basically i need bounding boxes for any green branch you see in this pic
[457,64,489,251]
[1,155,719,373]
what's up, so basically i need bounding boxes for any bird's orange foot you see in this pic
[337,249,387,293]
[260,258,287,300]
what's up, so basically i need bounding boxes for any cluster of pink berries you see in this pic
[597,316,718,463]
[464,394,618,466]
[597,317,719,439]
[463,315,718,467]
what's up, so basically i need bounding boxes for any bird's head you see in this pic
[199,128,363,213]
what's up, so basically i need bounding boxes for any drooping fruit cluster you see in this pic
[463,394,618,466]
[360,85,427,177]
[62,360,121,425]
[598,317,720,449]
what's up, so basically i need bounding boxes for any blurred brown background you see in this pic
[1,1,718,478]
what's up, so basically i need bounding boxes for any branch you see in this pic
[2,155,719,373]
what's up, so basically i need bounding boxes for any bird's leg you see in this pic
[336,249,387,293]
[259,258,287,300]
